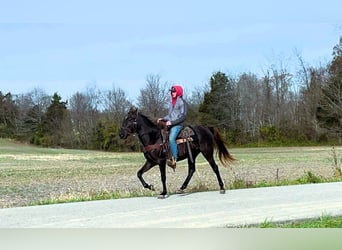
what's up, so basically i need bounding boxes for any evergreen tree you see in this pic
[199,71,240,131]
[41,93,71,146]
[24,105,44,144]
[317,37,342,140]
[0,92,18,137]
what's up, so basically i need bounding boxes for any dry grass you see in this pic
[0,139,341,208]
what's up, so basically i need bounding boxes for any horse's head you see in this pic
[119,106,138,139]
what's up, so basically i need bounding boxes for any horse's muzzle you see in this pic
[119,130,127,139]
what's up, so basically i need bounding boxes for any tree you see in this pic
[103,86,131,122]
[137,74,168,118]
[198,71,241,143]
[269,65,293,127]
[24,104,45,144]
[297,66,326,140]
[260,58,302,142]
[41,93,72,146]
[96,86,132,151]
[236,73,262,140]
[69,91,99,148]
[186,85,206,125]
[0,92,18,137]
[317,37,342,141]
[199,71,239,129]
[15,88,50,142]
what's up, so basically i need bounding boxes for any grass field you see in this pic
[0,138,341,208]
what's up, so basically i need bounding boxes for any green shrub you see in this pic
[297,171,323,184]
[259,125,281,142]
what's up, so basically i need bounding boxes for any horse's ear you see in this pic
[129,106,138,114]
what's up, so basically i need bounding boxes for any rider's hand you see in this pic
[166,121,171,126]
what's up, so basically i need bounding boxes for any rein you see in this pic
[143,127,168,153]
[126,113,164,153]
[143,143,165,153]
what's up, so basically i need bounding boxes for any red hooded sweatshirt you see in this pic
[171,85,183,107]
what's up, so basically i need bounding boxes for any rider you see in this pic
[158,85,188,169]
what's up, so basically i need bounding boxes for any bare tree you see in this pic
[103,86,132,122]
[69,91,99,148]
[260,71,274,125]
[236,73,262,138]
[186,85,206,125]
[137,74,169,118]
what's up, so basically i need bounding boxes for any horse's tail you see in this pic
[209,127,235,167]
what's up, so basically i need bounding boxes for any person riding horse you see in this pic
[157,85,188,170]
[119,106,235,197]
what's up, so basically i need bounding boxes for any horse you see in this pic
[119,106,235,198]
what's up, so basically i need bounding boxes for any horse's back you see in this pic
[188,125,215,142]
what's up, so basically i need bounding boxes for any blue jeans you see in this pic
[169,125,182,159]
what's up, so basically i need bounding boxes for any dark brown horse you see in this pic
[119,107,235,198]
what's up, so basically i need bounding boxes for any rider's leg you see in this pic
[167,125,182,168]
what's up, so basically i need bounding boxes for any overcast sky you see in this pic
[0,0,341,101]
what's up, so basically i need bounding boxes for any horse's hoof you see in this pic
[220,189,226,194]
[176,189,185,194]
[158,194,168,199]
[149,185,155,191]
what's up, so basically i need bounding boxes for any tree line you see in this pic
[1,38,341,150]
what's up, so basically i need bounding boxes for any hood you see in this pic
[172,85,183,97]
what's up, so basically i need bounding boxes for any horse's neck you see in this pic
[137,116,162,146]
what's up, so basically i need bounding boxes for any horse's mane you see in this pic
[139,113,158,129]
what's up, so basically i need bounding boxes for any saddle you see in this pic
[160,125,196,163]
[143,122,196,163]
[159,122,195,144]
[175,126,195,144]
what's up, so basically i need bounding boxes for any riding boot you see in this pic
[166,156,177,170]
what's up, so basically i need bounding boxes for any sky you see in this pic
[0,0,341,102]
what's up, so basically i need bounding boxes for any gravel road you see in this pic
[0,182,341,228]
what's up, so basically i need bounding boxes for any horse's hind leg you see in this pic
[203,153,226,194]
[137,161,156,191]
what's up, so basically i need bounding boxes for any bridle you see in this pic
[123,108,142,137]
[121,117,138,135]
[121,110,166,153]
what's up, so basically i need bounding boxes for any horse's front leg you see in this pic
[177,157,196,194]
[137,161,156,191]
[158,162,168,199]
